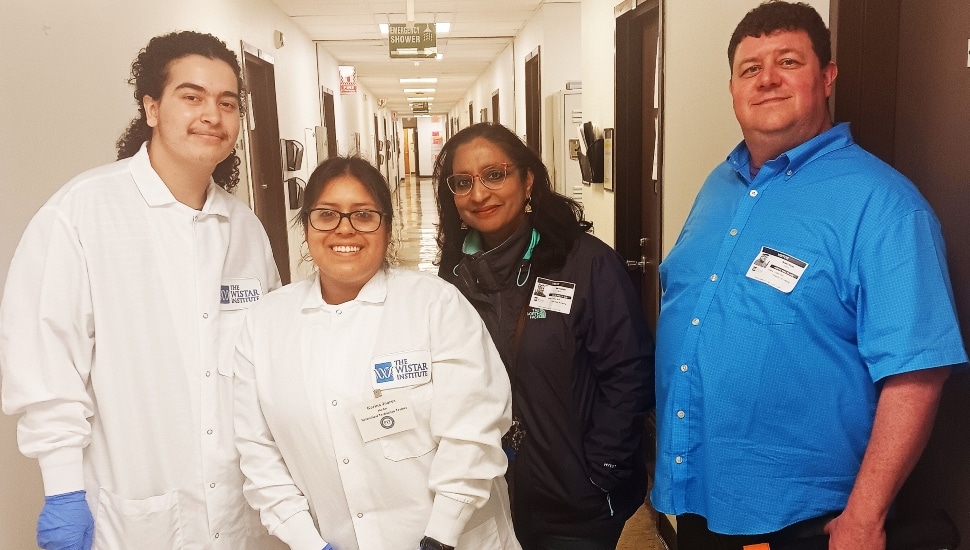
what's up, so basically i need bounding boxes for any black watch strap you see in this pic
[418,536,455,550]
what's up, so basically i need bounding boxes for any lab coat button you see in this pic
[214,533,220,539]
[336,309,342,315]
[332,400,338,406]
[206,429,213,435]
[343,458,350,464]
[202,312,209,319]
[357,513,363,518]
[209,482,216,488]
[205,371,211,377]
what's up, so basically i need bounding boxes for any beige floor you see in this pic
[391,175,666,549]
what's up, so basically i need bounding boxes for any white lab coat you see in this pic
[233,268,521,550]
[0,144,285,550]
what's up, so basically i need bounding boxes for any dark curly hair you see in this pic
[728,1,831,70]
[116,31,246,192]
[433,122,591,276]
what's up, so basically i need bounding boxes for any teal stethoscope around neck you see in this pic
[455,227,541,287]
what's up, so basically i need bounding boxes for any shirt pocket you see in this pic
[93,488,184,550]
[727,250,819,326]
[378,382,438,461]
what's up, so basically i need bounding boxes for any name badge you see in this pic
[352,394,418,442]
[529,277,576,315]
[371,349,433,391]
[745,247,808,293]
[220,278,263,310]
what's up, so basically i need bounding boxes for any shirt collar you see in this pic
[727,122,855,184]
[129,141,229,216]
[300,268,389,311]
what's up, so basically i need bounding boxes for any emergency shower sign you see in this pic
[388,24,436,59]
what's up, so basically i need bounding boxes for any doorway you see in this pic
[615,0,663,336]
[242,43,291,284]
[320,88,338,161]
[525,47,541,153]
[492,90,501,124]
[834,0,970,540]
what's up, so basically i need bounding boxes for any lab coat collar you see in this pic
[301,268,390,310]
[130,142,228,217]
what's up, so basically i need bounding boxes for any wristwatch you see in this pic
[418,536,455,550]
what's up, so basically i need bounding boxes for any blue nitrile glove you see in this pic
[323,544,335,550]
[37,490,94,550]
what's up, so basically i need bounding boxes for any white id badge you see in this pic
[352,394,418,442]
[219,278,263,310]
[371,349,433,391]
[529,277,576,314]
[745,247,808,293]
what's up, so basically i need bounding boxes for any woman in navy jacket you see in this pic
[434,122,655,550]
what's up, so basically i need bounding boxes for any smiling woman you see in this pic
[233,155,522,550]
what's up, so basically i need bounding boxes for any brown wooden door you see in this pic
[615,0,662,337]
[243,47,290,284]
[525,47,541,154]
[834,0,970,540]
[321,88,338,160]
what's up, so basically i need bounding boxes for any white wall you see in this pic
[580,0,828,255]
[448,43,516,129]
[416,116,447,177]
[0,1,321,547]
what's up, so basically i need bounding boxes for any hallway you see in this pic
[389,175,666,550]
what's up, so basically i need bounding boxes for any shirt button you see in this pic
[677,410,685,419]
[709,274,717,282]
[681,364,688,372]
[332,400,338,406]
[205,370,211,377]
[210,482,216,488]
[749,190,758,197]
[691,318,700,326]
[202,312,209,319]
[675,456,684,464]
[343,458,350,464]
[206,429,213,435]
[730,228,738,236]
[786,169,793,176]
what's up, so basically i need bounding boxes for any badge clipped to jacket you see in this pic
[529,277,576,315]
[352,349,432,442]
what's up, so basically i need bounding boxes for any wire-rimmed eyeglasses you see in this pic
[307,209,385,232]
[446,163,516,196]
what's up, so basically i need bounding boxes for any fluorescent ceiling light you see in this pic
[400,78,437,84]
[436,22,451,33]
[435,53,444,60]
[408,97,435,101]
[379,23,389,34]
[403,88,435,93]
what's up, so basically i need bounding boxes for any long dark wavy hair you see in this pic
[115,31,246,192]
[433,122,591,275]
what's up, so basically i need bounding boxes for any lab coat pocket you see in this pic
[379,382,437,461]
[94,488,184,550]
[456,516,500,549]
[217,309,249,377]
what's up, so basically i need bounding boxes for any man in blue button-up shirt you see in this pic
[651,2,967,549]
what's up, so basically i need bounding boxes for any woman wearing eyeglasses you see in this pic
[434,123,655,550]
[232,156,521,550]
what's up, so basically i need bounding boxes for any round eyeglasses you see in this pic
[446,163,516,196]
[307,209,385,232]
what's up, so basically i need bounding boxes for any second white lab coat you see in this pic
[233,268,521,550]
[0,144,285,550]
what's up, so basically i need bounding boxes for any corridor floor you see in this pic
[390,175,666,550]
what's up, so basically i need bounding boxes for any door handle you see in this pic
[626,257,652,270]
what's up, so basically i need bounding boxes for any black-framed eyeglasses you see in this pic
[446,163,516,196]
[307,209,385,232]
